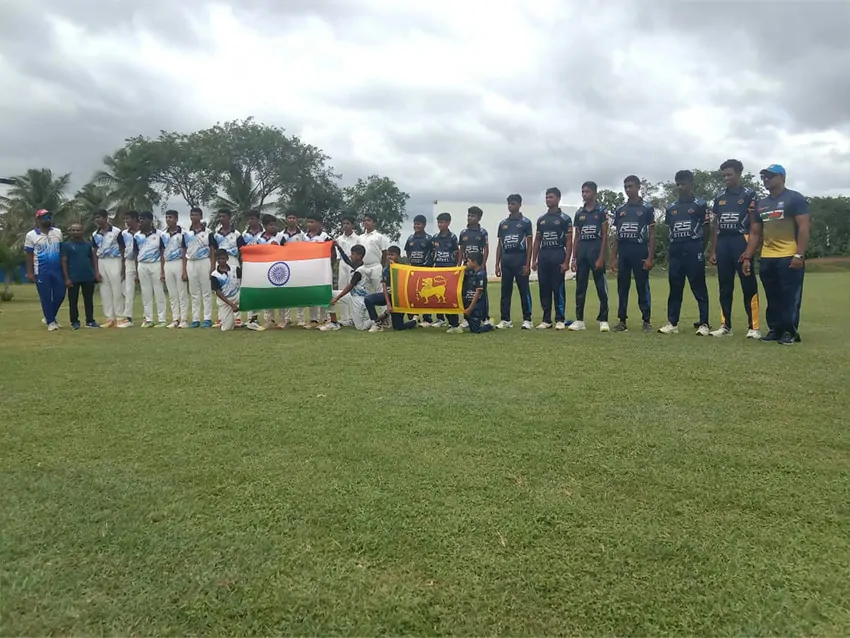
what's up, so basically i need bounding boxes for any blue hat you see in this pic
[760,164,786,176]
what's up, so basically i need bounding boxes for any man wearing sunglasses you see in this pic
[742,164,809,345]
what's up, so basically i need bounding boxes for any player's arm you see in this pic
[743,206,762,262]
[563,228,573,272]
[710,199,720,264]
[332,271,361,304]
[482,231,489,267]
[90,244,100,282]
[181,235,188,281]
[209,234,217,271]
[465,286,483,316]
[333,242,354,268]
[383,281,392,311]
[457,239,465,266]
[645,212,656,270]
[531,231,541,271]
[494,236,503,277]
[159,238,166,282]
[61,245,72,287]
[117,232,126,278]
[791,195,810,266]
[571,225,580,271]
[701,202,712,253]
[597,219,608,269]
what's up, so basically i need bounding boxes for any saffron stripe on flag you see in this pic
[241,242,332,262]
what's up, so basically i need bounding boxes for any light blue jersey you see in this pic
[92,225,123,258]
[24,227,63,275]
[135,229,163,263]
[162,228,185,262]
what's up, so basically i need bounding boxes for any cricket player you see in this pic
[236,209,267,331]
[210,249,241,331]
[357,212,389,294]
[304,213,331,328]
[118,210,139,328]
[134,211,167,328]
[569,182,610,332]
[458,205,490,327]
[210,208,242,326]
[183,206,214,328]
[430,212,460,330]
[495,194,533,329]
[320,244,377,331]
[25,209,65,331]
[532,187,572,330]
[405,214,433,325]
[91,208,124,327]
[162,210,188,328]
[335,214,360,326]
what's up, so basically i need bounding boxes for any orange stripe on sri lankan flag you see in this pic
[390,263,465,314]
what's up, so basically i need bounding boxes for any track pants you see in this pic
[716,235,759,331]
[538,252,566,323]
[97,257,124,322]
[466,309,494,333]
[365,292,417,330]
[500,254,532,322]
[617,243,651,323]
[123,261,137,321]
[667,241,709,326]
[186,258,213,323]
[164,260,188,323]
[759,257,804,337]
[68,281,95,324]
[35,270,65,324]
[574,242,608,322]
[138,261,166,323]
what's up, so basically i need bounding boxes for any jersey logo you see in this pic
[719,200,726,205]
[540,219,546,225]
[637,210,644,216]
[578,215,585,222]
[738,199,744,204]
[618,210,626,217]
[417,276,447,304]
[408,241,413,247]
[267,262,291,287]
[671,209,678,215]
[688,208,694,214]
[502,224,508,230]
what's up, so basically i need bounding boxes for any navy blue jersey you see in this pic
[536,210,572,253]
[574,204,607,242]
[405,232,433,266]
[459,226,488,259]
[462,267,487,308]
[432,231,459,266]
[665,198,711,243]
[713,187,756,237]
[498,216,533,254]
[613,200,655,244]
[381,265,391,293]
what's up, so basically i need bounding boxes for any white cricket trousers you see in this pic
[224,256,243,324]
[123,261,137,320]
[186,258,213,322]
[97,257,124,321]
[363,263,383,293]
[331,291,369,329]
[138,261,166,323]
[337,261,353,323]
[217,298,237,331]
[164,260,188,323]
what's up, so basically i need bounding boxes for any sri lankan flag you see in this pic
[390,263,465,314]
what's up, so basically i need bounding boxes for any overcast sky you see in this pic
[1,0,849,218]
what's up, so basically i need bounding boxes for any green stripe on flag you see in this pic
[391,266,402,307]
[239,284,332,311]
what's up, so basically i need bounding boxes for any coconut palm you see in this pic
[94,147,160,213]
[72,182,116,234]
[210,165,275,229]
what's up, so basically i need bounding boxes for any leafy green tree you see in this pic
[343,175,409,240]
[808,196,850,257]
[94,146,161,213]
[72,182,115,233]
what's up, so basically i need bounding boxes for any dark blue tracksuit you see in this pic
[573,204,609,322]
[613,200,654,323]
[535,210,571,324]
[460,226,490,319]
[405,231,433,322]
[497,215,533,322]
[713,188,760,331]
[665,198,710,326]
[463,267,493,333]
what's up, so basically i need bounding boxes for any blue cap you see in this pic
[760,164,786,176]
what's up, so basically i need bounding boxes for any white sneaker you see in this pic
[166,321,179,329]
[555,321,566,330]
[318,322,340,331]
[599,321,610,332]
[483,318,492,326]
[695,324,710,336]
[460,320,469,329]
[430,319,444,328]
[658,323,679,334]
[419,321,432,327]
[178,321,190,329]
[746,329,761,339]
[521,320,534,330]
[537,322,552,330]
[368,324,382,333]
[710,325,731,337]
[568,320,586,331]
[495,320,513,329]
[47,321,59,332]
[245,321,263,331]
[446,326,463,334]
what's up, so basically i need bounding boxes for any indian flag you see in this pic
[240,242,333,311]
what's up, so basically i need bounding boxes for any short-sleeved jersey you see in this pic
[405,232,433,266]
[536,210,572,253]
[358,230,390,266]
[134,229,163,263]
[347,264,376,297]
[613,200,655,244]
[92,225,123,259]
[211,228,241,258]
[121,229,137,261]
[462,267,487,308]
[183,226,212,260]
[282,228,305,243]
[573,204,607,243]
[459,226,488,260]
[432,231,459,266]
[713,187,756,237]
[305,230,330,243]
[210,266,241,300]
[259,231,285,245]
[24,227,63,275]
[335,231,358,258]
[754,188,809,258]
[61,240,96,282]
[237,227,265,248]
[498,216,533,254]
[665,198,710,243]
[381,264,392,293]
[161,227,185,261]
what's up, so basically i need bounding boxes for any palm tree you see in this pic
[72,182,116,234]
[94,147,160,213]
[211,165,275,229]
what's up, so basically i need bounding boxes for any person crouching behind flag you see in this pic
[320,244,377,331]
[210,249,241,331]
[364,245,417,332]
[453,249,493,334]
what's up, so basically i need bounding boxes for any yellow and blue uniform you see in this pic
[665,197,710,326]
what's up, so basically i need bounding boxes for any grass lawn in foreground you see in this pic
[1,271,849,635]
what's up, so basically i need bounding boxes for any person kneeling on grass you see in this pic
[61,222,100,330]
[363,245,417,333]
[452,249,493,334]
[320,244,378,331]
[210,249,241,331]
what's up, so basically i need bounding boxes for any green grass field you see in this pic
[2,270,849,636]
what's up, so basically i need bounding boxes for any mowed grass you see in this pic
[1,270,849,636]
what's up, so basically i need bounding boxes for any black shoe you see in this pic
[779,332,795,345]
[642,321,653,333]
[794,333,802,343]
[613,321,628,332]
[761,330,779,342]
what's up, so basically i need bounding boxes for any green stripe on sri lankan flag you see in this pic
[239,242,333,311]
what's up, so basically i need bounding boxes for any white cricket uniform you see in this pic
[183,225,213,323]
[134,229,166,323]
[210,265,241,331]
[335,231,359,324]
[122,229,137,320]
[212,227,242,321]
[92,225,124,322]
[280,229,305,324]
[333,263,378,330]
[358,230,389,294]
[305,231,331,323]
[162,227,188,323]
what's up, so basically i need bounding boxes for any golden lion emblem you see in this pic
[417,275,447,304]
